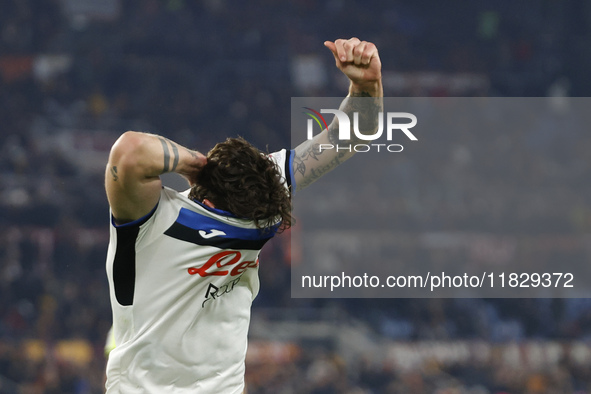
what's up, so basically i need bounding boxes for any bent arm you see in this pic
[105,131,206,224]
[293,38,383,191]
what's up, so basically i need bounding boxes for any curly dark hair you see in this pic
[189,137,292,232]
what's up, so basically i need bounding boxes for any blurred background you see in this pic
[2,0,591,392]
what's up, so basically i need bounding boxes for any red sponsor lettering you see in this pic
[187,251,258,277]
[187,251,241,277]
[230,258,259,276]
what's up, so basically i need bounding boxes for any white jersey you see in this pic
[105,149,294,394]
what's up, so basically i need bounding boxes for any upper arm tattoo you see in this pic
[110,166,118,181]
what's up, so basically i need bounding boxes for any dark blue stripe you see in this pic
[164,222,271,250]
[175,208,274,241]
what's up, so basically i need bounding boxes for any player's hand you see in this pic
[324,38,382,88]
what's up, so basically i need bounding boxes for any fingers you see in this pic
[334,37,360,63]
[324,40,339,63]
[326,38,376,66]
[358,41,377,66]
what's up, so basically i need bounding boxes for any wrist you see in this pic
[349,79,383,97]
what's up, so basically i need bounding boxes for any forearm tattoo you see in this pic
[351,91,371,97]
[185,148,198,158]
[170,143,179,171]
[295,93,383,189]
[295,125,349,190]
[158,136,181,173]
[159,137,171,173]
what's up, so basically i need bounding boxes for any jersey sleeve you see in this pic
[268,149,296,195]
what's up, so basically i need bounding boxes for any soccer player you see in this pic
[104,37,383,393]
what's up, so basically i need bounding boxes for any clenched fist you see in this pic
[324,37,382,96]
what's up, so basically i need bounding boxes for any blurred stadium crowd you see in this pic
[2,0,591,392]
